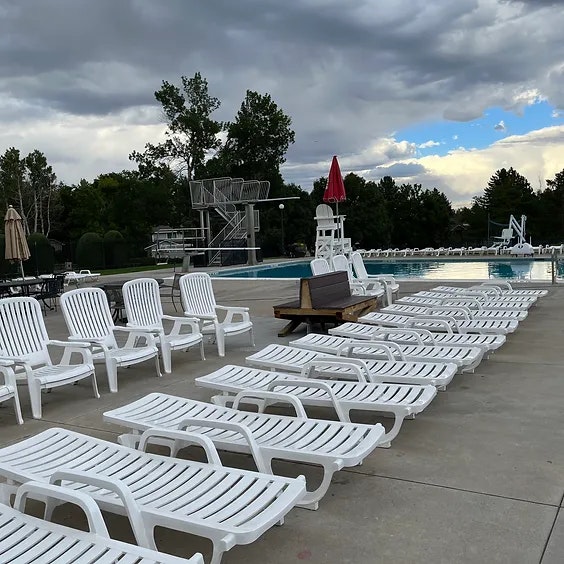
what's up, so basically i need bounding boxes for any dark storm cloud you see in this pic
[0,0,563,188]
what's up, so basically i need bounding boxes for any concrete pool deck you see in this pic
[1,270,563,563]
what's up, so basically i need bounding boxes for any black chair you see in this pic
[35,275,65,313]
[160,272,183,311]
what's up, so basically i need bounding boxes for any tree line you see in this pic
[1,71,563,269]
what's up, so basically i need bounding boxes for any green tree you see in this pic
[24,150,57,236]
[130,72,223,180]
[0,148,25,221]
[214,91,295,186]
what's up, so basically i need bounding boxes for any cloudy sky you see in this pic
[1,0,563,206]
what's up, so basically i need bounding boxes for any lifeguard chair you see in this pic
[314,204,352,262]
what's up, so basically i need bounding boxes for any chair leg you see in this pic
[28,380,42,419]
[91,371,100,399]
[106,360,119,393]
[162,344,172,374]
[199,339,206,360]
[249,327,255,347]
[13,388,23,425]
[216,331,226,357]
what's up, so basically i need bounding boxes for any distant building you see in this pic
[145,226,205,259]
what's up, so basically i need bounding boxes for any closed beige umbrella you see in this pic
[4,206,30,278]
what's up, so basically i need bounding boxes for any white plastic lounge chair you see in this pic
[332,254,385,300]
[179,273,254,357]
[0,297,98,419]
[79,269,101,282]
[104,392,385,510]
[195,364,437,446]
[290,333,484,373]
[350,251,399,305]
[396,295,530,313]
[60,288,161,393]
[63,271,90,286]
[381,303,526,321]
[123,278,204,373]
[0,360,23,424]
[246,343,457,389]
[329,322,506,353]
[1,482,203,564]
[0,428,306,564]
[309,257,367,296]
[433,283,547,298]
[359,311,518,335]
[410,290,535,308]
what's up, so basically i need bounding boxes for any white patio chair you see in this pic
[332,254,385,300]
[290,332,484,373]
[310,257,331,275]
[104,391,385,510]
[195,364,438,447]
[123,278,204,374]
[60,288,161,393]
[2,482,203,564]
[246,343,457,390]
[179,272,254,357]
[0,359,23,424]
[329,321,506,353]
[0,297,98,419]
[359,311,518,335]
[351,251,399,305]
[0,427,306,564]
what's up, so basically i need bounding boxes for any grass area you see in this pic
[98,264,176,276]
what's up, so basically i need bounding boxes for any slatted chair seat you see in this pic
[0,297,98,419]
[60,288,161,393]
[328,321,506,352]
[123,278,204,374]
[0,360,23,424]
[179,273,254,357]
[359,311,518,335]
[104,392,385,510]
[0,428,306,564]
[290,333,485,373]
[246,343,457,390]
[0,483,203,564]
[195,364,437,446]
[397,295,531,311]
[381,303,526,321]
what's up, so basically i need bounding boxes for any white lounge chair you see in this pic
[332,254,385,300]
[350,251,399,305]
[60,288,161,393]
[123,278,205,373]
[290,333,484,373]
[381,303,526,321]
[359,311,518,335]
[396,295,530,313]
[179,273,254,357]
[0,427,306,564]
[195,364,437,446]
[246,343,457,389]
[1,482,203,563]
[0,296,99,419]
[410,290,536,308]
[104,392,385,510]
[329,322,506,353]
[63,271,90,286]
[79,269,101,282]
[0,359,23,424]
[433,283,547,298]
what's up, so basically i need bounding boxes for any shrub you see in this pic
[76,232,104,269]
[27,232,55,275]
[104,230,128,268]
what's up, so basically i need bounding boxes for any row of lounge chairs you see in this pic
[0,275,547,562]
[358,244,564,257]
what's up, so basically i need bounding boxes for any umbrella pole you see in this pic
[19,260,25,279]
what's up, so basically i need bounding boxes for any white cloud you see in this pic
[418,140,441,149]
[494,120,506,131]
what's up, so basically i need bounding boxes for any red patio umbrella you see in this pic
[323,155,346,215]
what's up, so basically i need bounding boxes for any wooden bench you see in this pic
[273,271,378,337]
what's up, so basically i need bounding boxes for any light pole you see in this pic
[279,203,285,256]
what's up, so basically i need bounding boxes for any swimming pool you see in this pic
[211,257,562,281]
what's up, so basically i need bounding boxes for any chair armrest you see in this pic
[0,362,17,388]
[232,389,308,418]
[302,358,370,382]
[185,312,217,321]
[112,326,157,347]
[0,358,15,367]
[47,339,91,348]
[215,305,250,313]
[336,340,403,360]
[50,469,150,549]
[268,379,350,422]
[137,428,222,466]
[15,481,109,537]
[215,305,251,324]
[161,315,202,334]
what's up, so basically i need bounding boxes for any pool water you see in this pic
[212,258,562,281]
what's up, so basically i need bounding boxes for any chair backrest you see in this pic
[350,251,368,279]
[179,273,217,317]
[0,297,50,366]
[60,288,116,347]
[172,272,182,290]
[332,254,354,282]
[310,258,331,276]
[123,278,163,329]
[314,203,338,234]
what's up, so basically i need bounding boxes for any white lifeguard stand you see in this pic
[314,204,352,263]
[507,214,534,256]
